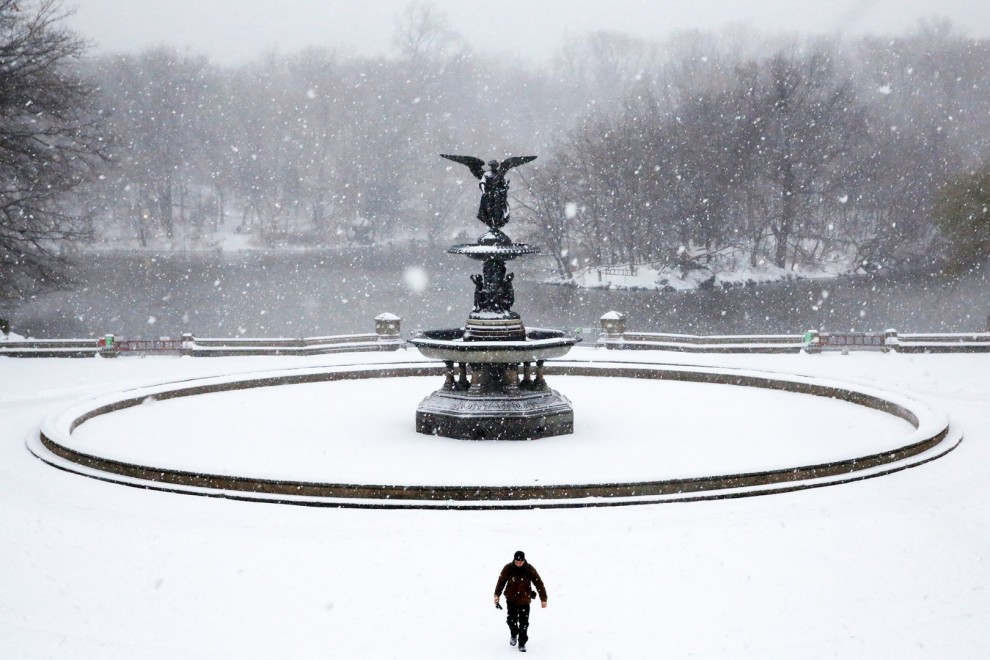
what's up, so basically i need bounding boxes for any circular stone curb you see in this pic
[27,360,961,509]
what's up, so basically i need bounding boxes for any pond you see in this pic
[7,247,989,339]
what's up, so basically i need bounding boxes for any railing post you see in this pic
[884,328,898,352]
[597,311,626,349]
[375,313,403,350]
[99,334,118,358]
[181,332,196,357]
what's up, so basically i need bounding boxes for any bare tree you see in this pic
[283,48,345,237]
[551,31,664,118]
[528,40,881,274]
[517,154,579,279]
[741,50,869,268]
[0,0,106,296]
[93,47,212,242]
[853,21,990,266]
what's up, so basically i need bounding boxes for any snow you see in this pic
[2,347,990,658]
[61,375,914,485]
[552,245,863,292]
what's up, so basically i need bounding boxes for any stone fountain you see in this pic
[409,154,578,440]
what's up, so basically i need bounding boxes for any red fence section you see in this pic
[816,332,887,349]
[98,337,184,353]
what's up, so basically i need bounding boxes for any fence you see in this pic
[5,311,990,358]
[108,338,185,355]
[0,313,405,358]
[595,312,990,354]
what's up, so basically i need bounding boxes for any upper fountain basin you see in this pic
[447,243,541,261]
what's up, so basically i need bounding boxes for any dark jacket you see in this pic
[495,562,548,606]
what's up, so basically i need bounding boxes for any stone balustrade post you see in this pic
[181,332,195,356]
[99,333,118,358]
[884,328,898,352]
[375,313,403,350]
[597,311,626,349]
[375,313,401,337]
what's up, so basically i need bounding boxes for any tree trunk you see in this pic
[159,180,174,238]
[774,160,796,268]
[215,185,225,228]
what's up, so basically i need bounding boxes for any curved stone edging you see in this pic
[28,360,960,509]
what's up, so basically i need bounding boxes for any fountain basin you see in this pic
[409,328,579,363]
[447,243,541,260]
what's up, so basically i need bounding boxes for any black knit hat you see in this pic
[514,550,526,562]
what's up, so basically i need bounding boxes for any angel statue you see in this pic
[441,154,536,231]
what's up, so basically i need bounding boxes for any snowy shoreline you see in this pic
[544,261,866,292]
[77,239,874,293]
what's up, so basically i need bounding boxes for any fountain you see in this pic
[25,147,961,502]
[409,154,579,440]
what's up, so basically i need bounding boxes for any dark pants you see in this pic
[506,601,531,645]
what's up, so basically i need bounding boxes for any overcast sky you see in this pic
[66,0,990,64]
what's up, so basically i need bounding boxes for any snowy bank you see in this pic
[546,245,866,292]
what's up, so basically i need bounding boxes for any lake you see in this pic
[6,247,989,339]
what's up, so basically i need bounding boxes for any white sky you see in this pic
[66,0,990,65]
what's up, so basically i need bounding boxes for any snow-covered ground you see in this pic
[2,346,988,658]
[61,374,914,486]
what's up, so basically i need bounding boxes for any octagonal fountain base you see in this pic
[416,386,573,440]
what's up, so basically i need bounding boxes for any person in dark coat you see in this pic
[494,550,548,652]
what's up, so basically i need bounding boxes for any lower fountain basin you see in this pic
[409,328,579,363]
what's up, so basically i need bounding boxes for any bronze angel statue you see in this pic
[441,154,536,230]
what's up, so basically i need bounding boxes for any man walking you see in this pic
[494,550,548,652]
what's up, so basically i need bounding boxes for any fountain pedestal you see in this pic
[412,154,578,440]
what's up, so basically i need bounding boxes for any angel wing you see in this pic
[440,154,486,180]
[498,156,537,174]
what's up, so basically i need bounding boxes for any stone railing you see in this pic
[5,310,990,357]
[889,331,990,353]
[595,311,990,354]
[596,312,807,353]
[0,338,102,358]
[0,313,406,358]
